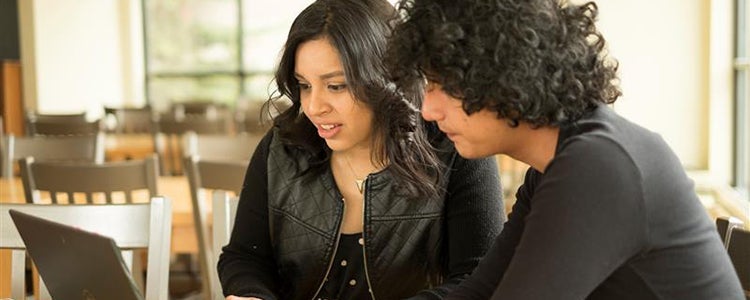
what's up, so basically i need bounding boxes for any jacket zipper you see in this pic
[361,177,376,299]
[311,197,345,300]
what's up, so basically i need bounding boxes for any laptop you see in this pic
[8,209,144,300]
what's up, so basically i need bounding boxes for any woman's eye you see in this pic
[328,84,347,92]
[298,83,311,90]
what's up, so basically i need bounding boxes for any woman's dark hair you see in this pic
[386,0,622,127]
[269,0,443,198]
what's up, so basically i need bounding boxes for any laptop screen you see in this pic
[9,209,144,300]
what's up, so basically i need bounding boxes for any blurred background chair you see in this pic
[19,155,158,204]
[717,216,746,247]
[104,106,154,134]
[211,191,239,300]
[182,156,246,299]
[0,197,172,300]
[182,132,261,162]
[25,112,85,123]
[716,216,750,299]
[25,112,102,137]
[727,225,750,299]
[152,113,230,176]
[170,101,229,119]
[233,99,289,134]
[0,133,105,178]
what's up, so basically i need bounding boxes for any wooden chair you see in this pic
[26,113,102,137]
[212,191,239,262]
[182,156,246,299]
[727,226,750,299]
[234,99,289,134]
[19,155,158,204]
[211,192,239,299]
[211,191,239,300]
[171,102,228,118]
[0,133,105,178]
[182,132,262,162]
[717,216,746,248]
[25,112,86,123]
[717,216,750,299]
[104,106,154,134]
[30,120,102,136]
[152,115,229,175]
[0,197,172,300]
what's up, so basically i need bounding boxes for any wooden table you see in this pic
[105,134,155,161]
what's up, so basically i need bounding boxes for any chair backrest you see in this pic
[0,133,105,178]
[26,113,102,137]
[211,191,239,300]
[170,102,229,118]
[0,197,172,300]
[19,155,158,204]
[26,112,86,124]
[182,156,246,299]
[234,99,289,134]
[152,115,229,175]
[182,132,262,162]
[717,216,746,248]
[727,226,750,298]
[104,106,154,134]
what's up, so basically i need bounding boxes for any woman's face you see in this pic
[295,37,375,154]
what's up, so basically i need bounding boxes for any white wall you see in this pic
[707,0,736,187]
[595,0,711,171]
[18,0,145,119]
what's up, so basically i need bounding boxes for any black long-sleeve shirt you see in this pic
[447,105,745,299]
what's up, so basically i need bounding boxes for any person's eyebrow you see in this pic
[319,71,345,80]
[293,71,344,81]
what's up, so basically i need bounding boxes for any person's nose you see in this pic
[303,87,331,116]
[421,91,443,121]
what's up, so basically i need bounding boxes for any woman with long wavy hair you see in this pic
[217,0,504,299]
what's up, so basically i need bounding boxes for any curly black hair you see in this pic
[386,0,622,127]
[268,0,444,199]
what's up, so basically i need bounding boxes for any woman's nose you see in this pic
[303,88,331,116]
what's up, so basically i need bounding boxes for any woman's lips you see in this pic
[317,123,342,139]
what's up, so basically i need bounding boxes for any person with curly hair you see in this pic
[386,0,745,299]
[216,0,505,299]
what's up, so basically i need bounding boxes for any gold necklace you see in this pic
[343,153,366,194]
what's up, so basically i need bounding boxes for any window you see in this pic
[142,0,311,110]
[735,0,749,202]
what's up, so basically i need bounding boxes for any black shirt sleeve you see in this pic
[410,154,505,299]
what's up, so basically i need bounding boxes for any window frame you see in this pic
[735,0,749,203]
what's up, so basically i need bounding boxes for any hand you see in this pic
[226,296,264,300]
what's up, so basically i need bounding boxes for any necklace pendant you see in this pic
[355,179,365,194]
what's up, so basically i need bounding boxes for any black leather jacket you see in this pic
[218,128,504,299]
